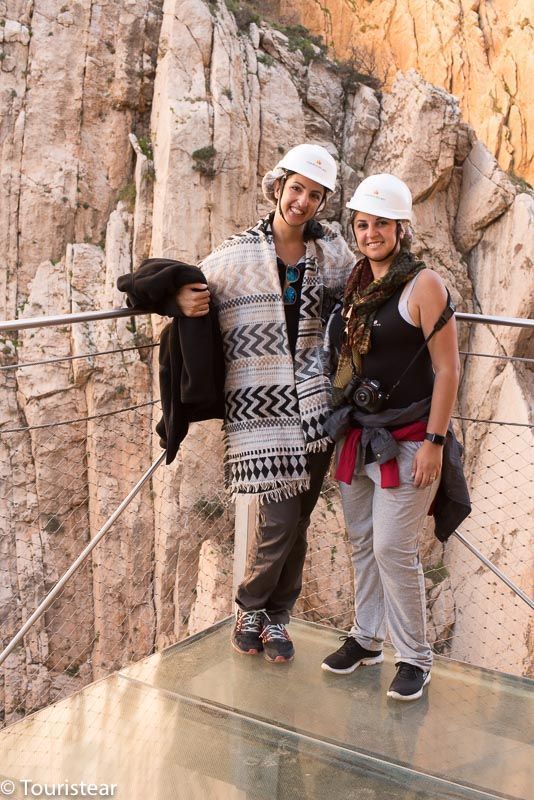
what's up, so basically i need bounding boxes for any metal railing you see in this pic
[0,306,532,728]
[1,306,532,332]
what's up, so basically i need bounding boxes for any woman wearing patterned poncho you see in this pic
[320,174,461,700]
[176,144,356,662]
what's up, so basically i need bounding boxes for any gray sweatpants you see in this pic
[338,440,438,671]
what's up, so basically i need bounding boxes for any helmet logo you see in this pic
[307,158,326,173]
[366,190,386,201]
[345,173,412,219]
[273,144,336,191]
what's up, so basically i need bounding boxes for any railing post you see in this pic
[0,453,166,668]
[233,495,258,605]
[453,531,534,610]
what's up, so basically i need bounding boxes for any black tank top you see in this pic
[361,285,434,409]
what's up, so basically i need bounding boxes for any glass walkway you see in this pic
[0,618,531,800]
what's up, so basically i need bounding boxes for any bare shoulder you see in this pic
[413,268,447,302]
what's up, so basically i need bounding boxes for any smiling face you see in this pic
[352,211,400,268]
[274,172,326,228]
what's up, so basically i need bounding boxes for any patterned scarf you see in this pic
[332,251,425,404]
[200,216,355,502]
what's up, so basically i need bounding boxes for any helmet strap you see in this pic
[316,191,328,213]
[276,173,289,225]
[276,171,327,227]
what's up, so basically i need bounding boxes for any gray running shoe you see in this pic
[260,622,295,663]
[231,609,267,655]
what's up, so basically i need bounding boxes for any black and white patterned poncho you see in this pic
[201,216,355,503]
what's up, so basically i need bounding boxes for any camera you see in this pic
[344,375,388,414]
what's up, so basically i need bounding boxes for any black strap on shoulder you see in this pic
[387,289,455,400]
[432,289,455,333]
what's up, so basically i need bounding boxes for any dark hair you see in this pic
[280,170,329,212]
[303,219,325,241]
[277,171,328,241]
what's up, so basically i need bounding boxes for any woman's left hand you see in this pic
[412,440,443,488]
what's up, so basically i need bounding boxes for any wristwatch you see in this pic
[425,432,446,446]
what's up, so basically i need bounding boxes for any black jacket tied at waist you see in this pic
[117,258,225,464]
[324,398,471,542]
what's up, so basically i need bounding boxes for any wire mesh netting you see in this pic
[0,315,532,731]
[442,421,533,674]
[0,397,235,729]
[294,420,533,678]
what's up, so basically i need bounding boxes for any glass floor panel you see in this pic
[0,619,531,800]
[0,675,488,800]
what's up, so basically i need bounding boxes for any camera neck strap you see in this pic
[387,288,455,399]
[351,289,455,400]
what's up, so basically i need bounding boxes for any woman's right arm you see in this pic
[117,259,210,317]
[410,269,460,488]
[176,283,211,317]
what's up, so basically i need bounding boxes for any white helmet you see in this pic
[346,173,412,221]
[276,144,337,192]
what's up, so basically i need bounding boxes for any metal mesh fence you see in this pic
[0,314,235,730]
[0,395,235,728]
[293,419,533,679]
[0,314,532,731]
[443,420,533,675]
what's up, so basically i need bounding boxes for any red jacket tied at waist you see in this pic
[335,421,427,488]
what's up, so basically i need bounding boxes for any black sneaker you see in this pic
[260,623,295,663]
[231,610,267,655]
[387,662,431,701]
[321,636,384,674]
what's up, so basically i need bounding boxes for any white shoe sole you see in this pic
[321,653,384,674]
[387,671,431,701]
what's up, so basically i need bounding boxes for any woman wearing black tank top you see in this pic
[321,174,460,701]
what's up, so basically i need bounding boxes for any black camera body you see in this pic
[344,375,388,414]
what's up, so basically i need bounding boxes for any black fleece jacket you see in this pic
[117,258,225,464]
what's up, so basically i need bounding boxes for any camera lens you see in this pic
[355,388,371,405]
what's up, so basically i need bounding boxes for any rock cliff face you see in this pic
[0,0,532,725]
[275,0,533,185]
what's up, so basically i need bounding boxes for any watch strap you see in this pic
[425,432,446,446]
